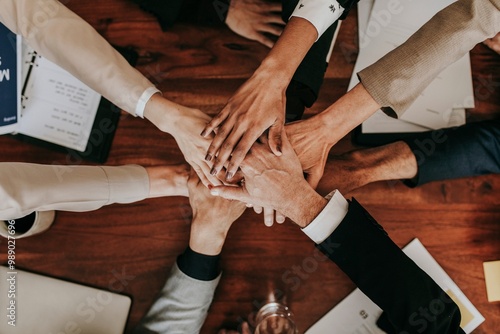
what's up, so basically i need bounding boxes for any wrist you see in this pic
[282,182,328,228]
[189,222,227,256]
[144,95,183,134]
[319,83,381,145]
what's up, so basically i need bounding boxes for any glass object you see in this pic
[254,302,298,334]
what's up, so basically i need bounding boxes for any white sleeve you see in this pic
[301,190,348,244]
[290,0,345,40]
[0,163,149,220]
[0,0,156,116]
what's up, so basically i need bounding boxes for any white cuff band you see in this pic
[301,190,348,244]
[290,0,344,41]
[135,87,161,118]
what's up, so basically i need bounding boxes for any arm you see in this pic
[359,0,500,117]
[202,0,351,180]
[0,0,154,116]
[0,0,220,187]
[0,163,190,220]
[134,171,246,334]
[211,133,463,334]
[287,0,500,188]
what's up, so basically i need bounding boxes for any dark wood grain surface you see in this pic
[0,1,499,333]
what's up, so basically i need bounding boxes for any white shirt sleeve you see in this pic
[290,0,345,40]
[301,190,348,244]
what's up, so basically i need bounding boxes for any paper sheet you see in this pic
[351,0,473,132]
[18,44,101,152]
[305,239,485,334]
[483,260,500,302]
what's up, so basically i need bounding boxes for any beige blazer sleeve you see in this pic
[0,0,155,116]
[0,163,149,220]
[358,0,500,118]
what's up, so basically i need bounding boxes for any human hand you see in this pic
[188,170,246,255]
[484,32,500,55]
[285,116,335,189]
[144,95,222,187]
[226,0,284,48]
[210,132,327,228]
[201,68,287,180]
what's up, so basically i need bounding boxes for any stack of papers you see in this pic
[306,239,485,334]
[349,0,475,134]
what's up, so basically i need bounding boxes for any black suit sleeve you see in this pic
[317,199,464,334]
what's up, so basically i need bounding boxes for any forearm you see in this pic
[0,0,154,115]
[317,200,463,333]
[359,0,500,117]
[0,163,149,219]
[134,259,220,334]
[317,83,381,146]
[255,17,318,89]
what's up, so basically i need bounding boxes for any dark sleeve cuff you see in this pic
[177,246,221,281]
[178,0,231,26]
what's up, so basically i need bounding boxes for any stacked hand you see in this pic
[210,132,327,228]
[188,170,246,256]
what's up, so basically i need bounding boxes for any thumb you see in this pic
[210,185,249,202]
[268,122,283,156]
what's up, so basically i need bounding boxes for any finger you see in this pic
[213,127,246,179]
[255,34,275,48]
[210,185,249,202]
[263,207,274,227]
[263,2,282,13]
[205,120,236,164]
[226,129,263,179]
[253,205,263,214]
[198,161,223,187]
[201,109,229,138]
[276,211,286,224]
[268,122,283,156]
[259,24,283,37]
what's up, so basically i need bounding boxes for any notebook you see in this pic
[0,266,131,333]
[0,22,138,163]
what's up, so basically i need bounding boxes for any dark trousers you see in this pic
[403,120,500,186]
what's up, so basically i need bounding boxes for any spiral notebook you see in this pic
[0,22,137,163]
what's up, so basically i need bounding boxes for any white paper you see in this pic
[351,0,473,132]
[305,239,484,334]
[18,44,101,152]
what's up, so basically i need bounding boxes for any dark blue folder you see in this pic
[0,22,18,128]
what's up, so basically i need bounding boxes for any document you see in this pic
[18,44,101,152]
[305,239,485,334]
[351,0,474,132]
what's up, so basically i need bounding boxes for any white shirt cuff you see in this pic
[290,0,344,41]
[135,87,161,118]
[301,190,348,244]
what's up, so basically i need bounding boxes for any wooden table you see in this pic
[1,1,499,333]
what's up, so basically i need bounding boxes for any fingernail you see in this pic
[210,167,218,176]
[205,153,212,162]
[226,172,234,181]
[265,218,273,226]
[200,129,207,137]
[210,189,219,196]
